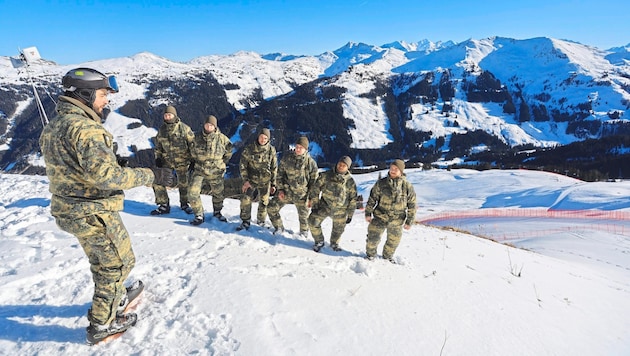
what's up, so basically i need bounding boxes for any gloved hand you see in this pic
[155,157,164,168]
[151,167,177,187]
[116,155,129,167]
[188,161,196,175]
[346,216,352,224]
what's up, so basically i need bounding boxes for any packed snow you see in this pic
[1,168,629,355]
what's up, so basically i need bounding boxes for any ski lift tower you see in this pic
[10,46,49,126]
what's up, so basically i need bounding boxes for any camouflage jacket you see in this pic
[239,141,277,186]
[154,118,194,169]
[276,151,318,200]
[190,128,233,176]
[309,168,357,217]
[39,96,154,218]
[365,174,417,226]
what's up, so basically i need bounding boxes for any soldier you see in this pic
[308,156,357,252]
[39,68,176,344]
[364,159,417,263]
[150,105,195,215]
[237,128,278,231]
[188,115,233,225]
[267,136,319,237]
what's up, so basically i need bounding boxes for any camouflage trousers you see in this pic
[267,194,309,232]
[188,173,225,216]
[153,166,190,207]
[366,217,405,259]
[240,182,271,223]
[308,204,348,245]
[56,212,135,326]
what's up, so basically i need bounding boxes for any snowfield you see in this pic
[0,169,629,355]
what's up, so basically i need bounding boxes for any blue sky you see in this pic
[2,0,628,65]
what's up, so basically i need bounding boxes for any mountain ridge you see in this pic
[0,36,629,179]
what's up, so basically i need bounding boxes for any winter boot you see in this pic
[213,212,227,222]
[86,312,137,345]
[384,256,396,264]
[117,280,144,315]
[236,221,250,231]
[181,203,194,214]
[330,243,342,251]
[312,241,324,252]
[190,215,205,226]
[150,204,170,215]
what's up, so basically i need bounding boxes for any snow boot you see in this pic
[86,312,137,345]
[181,204,194,214]
[384,256,396,264]
[330,243,342,251]
[213,212,227,222]
[312,241,324,252]
[150,204,170,215]
[236,221,250,231]
[117,280,144,315]
[190,215,205,226]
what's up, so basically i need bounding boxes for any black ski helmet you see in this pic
[62,67,119,104]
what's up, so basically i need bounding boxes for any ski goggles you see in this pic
[105,75,119,93]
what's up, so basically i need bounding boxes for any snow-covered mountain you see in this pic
[1,36,629,175]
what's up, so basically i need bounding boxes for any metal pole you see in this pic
[25,65,49,126]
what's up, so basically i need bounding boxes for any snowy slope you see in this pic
[1,169,629,355]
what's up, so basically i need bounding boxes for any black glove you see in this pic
[245,187,259,202]
[155,157,164,168]
[346,216,352,224]
[116,155,129,167]
[188,161,196,175]
[151,167,177,187]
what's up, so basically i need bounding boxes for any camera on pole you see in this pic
[11,46,51,127]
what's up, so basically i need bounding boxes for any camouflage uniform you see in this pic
[365,173,417,259]
[308,167,357,246]
[39,96,155,326]
[153,115,194,208]
[239,137,277,224]
[189,126,233,217]
[268,150,318,233]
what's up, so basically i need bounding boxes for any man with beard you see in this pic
[39,67,176,344]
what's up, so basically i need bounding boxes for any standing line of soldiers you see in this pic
[149,108,417,262]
